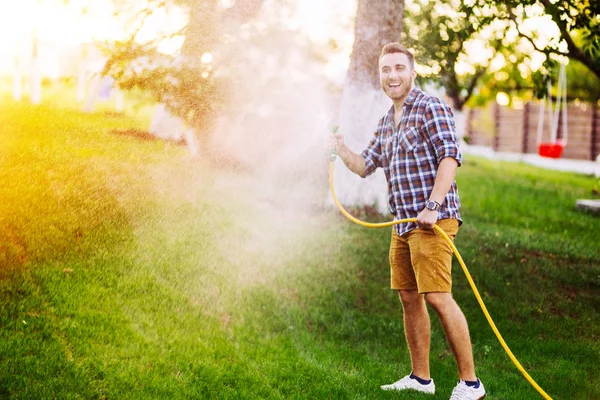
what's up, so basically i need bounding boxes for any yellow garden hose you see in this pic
[328,154,552,400]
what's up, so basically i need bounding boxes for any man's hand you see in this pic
[331,132,345,153]
[416,208,438,230]
[330,131,367,177]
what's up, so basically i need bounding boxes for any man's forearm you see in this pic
[338,145,367,177]
[429,157,458,204]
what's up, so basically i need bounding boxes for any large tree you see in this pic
[103,0,265,155]
[105,0,335,185]
[335,0,404,213]
[402,0,505,111]
[469,0,600,98]
[509,0,600,79]
[400,0,600,117]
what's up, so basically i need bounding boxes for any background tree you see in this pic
[471,0,600,100]
[335,0,404,213]
[401,0,600,121]
[104,0,334,183]
[102,0,265,154]
[402,0,507,111]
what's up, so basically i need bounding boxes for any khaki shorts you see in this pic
[389,218,459,293]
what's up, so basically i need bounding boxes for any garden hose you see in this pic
[328,150,552,400]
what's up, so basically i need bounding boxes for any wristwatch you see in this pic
[425,200,441,212]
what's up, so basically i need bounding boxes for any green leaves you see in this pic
[405,0,600,105]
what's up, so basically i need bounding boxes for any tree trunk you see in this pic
[334,0,404,213]
[180,0,219,57]
[30,33,41,105]
[77,45,87,102]
[148,0,259,157]
[13,54,22,101]
[148,2,218,156]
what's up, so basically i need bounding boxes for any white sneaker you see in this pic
[449,379,486,400]
[380,374,435,394]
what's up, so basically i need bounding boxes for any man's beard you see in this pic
[384,81,411,100]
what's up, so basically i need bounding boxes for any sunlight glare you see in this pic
[201,53,214,64]
[496,92,510,106]
[292,0,356,82]
[0,0,186,75]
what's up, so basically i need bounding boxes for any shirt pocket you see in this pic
[399,127,420,152]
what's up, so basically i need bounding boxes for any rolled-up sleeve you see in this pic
[423,99,462,166]
[361,131,382,177]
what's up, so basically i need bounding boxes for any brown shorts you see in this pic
[389,218,459,293]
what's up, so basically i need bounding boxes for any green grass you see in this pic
[1,90,599,399]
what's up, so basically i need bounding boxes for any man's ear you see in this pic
[411,69,417,79]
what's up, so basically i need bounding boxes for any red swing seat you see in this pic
[538,139,566,159]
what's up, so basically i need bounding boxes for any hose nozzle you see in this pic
[329,125,339,161]
[329,148,337,161]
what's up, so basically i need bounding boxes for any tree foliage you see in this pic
[403,0,600,106]
[101,0,265,140]
[403,0,506,110]
[470,0,600,99]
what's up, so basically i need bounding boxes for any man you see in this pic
[331,42,486,400]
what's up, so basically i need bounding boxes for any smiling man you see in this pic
[332,43,486,400]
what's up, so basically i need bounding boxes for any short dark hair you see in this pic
[380,42,415,70]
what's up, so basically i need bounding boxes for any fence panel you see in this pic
[496,105,523,153]
[466,103,600,161]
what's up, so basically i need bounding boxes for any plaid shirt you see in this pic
[361,87,462,236]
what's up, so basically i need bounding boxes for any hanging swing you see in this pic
[536,63,568,158]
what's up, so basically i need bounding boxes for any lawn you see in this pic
[1,91,599,399]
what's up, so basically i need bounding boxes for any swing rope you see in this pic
[536,64,568,147]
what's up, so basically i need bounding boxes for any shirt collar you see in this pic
[386,105,395,118]
[403,87,420,106]
[385,87,420,121]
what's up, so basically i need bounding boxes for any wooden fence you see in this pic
[465,102,600,161]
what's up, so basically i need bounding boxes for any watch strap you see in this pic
[426,200,441,212]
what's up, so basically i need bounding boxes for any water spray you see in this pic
[328,147,552,400]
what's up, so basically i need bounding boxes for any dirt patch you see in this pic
[110,129,186,146]
[0,224,29,279]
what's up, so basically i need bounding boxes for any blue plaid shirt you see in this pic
[361,87,462,236]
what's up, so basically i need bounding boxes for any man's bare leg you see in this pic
[398,290,431,379]
[425,292,476,381]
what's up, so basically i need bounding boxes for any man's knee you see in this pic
[398,290,424,308]
[424,292,454,312]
